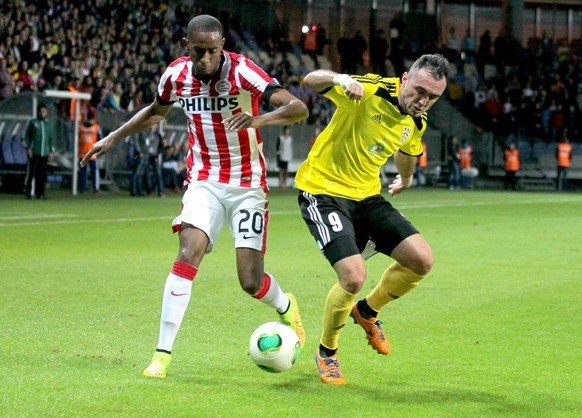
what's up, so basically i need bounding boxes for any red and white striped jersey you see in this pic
[158,51,280,189]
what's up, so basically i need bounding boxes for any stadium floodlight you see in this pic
[43,89,91,196]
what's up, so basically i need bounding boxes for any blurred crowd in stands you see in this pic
[0,1,581,144]
[444,28,582,142]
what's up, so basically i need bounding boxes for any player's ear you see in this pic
[181,38,189,50]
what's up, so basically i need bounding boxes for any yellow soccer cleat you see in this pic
[279,293,305,350]
[143,351,171,379]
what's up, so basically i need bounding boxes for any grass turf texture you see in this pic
[1,188,581,417]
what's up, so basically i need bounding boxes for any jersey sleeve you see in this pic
[157,57,189,103]
[233,54,278,101]
[399,138,424,157]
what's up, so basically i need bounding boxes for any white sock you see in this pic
[255,273,289,313]
[157,273,192,352]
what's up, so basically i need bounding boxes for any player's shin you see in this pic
[321,283,357,351]
[366,262,426,312]
[157,261,197,351]
[253,272,288,313]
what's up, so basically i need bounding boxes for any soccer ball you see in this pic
[249,321,300,373]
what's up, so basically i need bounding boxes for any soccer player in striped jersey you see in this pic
[296,54,449,384]
[81,15,308,378]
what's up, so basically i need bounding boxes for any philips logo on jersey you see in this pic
[178,96,239,113]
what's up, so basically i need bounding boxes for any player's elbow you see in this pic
[292,99,309,122]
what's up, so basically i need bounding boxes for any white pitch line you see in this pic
[0,214,79,220]
[0,216,171,227]
[0,197,580,228]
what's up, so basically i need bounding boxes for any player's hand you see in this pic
[223,112,253,132]
[388,174,413,198]
[333,74,364,100]
[80,136,113,167]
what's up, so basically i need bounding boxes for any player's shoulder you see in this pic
[166,56,190,70]
[356,74,399,96]
[221,50,247,65]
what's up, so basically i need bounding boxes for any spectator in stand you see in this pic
[461,29,476,64]
[445,27,460,69]
[447,136,461,190]
[16,60,37,92]
[415,140,428,187]
[97,78,121,112]
[504,141,520,190]
[388,12,405,75]
[276,126,293,189]
[370,29,388,76]
[161,140,182,192]
[310,126,321,149]
[459,139,474,188]
[337,31,355,74]
[352,30,367,73]
[476,30,492,76]
[556,130,573,192]
[78,111,102,194]
[0,54,15,101]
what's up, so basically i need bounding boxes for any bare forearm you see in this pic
[108,103,168,144]
[394,151,417,178]
[253,98,308,128]
[303,70,338,91]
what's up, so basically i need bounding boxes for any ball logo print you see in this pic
[249,322,300,373]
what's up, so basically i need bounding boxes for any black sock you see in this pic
[358,299,378,319]
[319,344,337,358]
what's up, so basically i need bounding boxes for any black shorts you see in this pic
[298,191,419,266]
[277,159,289,170]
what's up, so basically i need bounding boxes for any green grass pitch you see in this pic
[1,188,581,417]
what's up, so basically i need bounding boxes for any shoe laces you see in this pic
[370,319,386,342]
[323,357,342,378]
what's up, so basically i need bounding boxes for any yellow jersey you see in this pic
[296,74,427,200]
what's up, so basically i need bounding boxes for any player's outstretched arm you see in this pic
[223,89,308,132]
[80,99,172,167]
[303,70,363,100]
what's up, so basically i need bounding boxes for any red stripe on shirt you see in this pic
[211,112,231,183]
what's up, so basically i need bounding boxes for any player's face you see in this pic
[182,31,225,78]
[398,69,447,117]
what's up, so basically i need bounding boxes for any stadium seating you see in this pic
[0,134,28,193]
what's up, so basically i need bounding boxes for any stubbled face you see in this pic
[398,68,447,117]
[182,31,225,78]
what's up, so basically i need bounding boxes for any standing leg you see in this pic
[143,225,207,379]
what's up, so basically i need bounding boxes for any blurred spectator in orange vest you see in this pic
[556,130,573,192]
[504,142,520,190]
[415,140,428,187]
[78,111,102,193]
[459,139,473,188]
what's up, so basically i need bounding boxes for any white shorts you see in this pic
[172,181,269,253]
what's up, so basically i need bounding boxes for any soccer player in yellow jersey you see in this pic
[296,54,449,384]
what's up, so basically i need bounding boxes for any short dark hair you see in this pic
[408,54,450,80]
[37,103,48,112]
[187,15,223,38]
